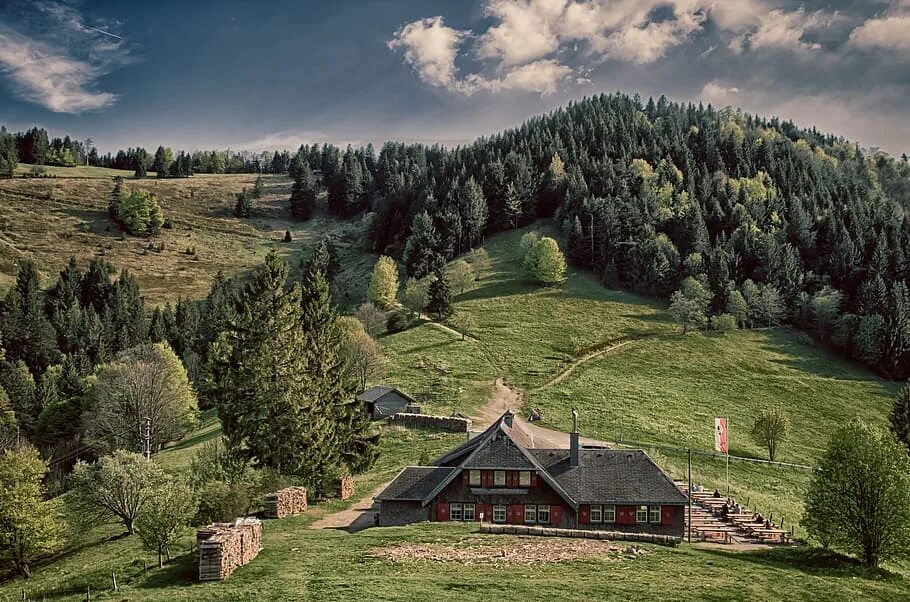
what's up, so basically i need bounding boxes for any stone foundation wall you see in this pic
[480,523,680,546]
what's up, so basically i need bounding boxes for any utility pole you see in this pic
[141,417,151,461]
[687,447,692,544]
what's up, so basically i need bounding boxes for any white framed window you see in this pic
[537,505,550,524]
[469,470,481,486]
[649,506,661,523]
[492,505,506,523]
[463,503,475,521]
[604,505,616,523]
[636,505,648,523]
[524,505,537,523]
[494,470,506,487]
[450,503,463,521]
[519,471,531,487]
[590,505,603,523]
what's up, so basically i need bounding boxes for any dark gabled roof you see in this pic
[356,386,415,404]
[375,466,457,501]
[463,435,536,469]
[529,449,689,505]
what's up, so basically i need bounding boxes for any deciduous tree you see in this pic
[368,256,398,309]
[68,450,168,535]
[804,421,910,567]
[750,406,789,461]
[136,477,197,568]
[523,237,567,285]
[0,446,65,577]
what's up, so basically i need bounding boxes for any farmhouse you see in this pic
[376,410,688,536]
[358,386,416,420]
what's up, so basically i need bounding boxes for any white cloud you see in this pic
[482,59,573,95]
[0,2,129,113]
[476,0,565,66]
[236,130,365,152]
[388,14,571,96]
[387,16,469,89]
[0,26,118,113]
[728,8,824,53]
[850,15,910,51]
[699,80,740,106]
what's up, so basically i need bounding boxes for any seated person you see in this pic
[754,513,764,524]
[720,504,729,519]
[712,489,721,498]
[764,519,772,529]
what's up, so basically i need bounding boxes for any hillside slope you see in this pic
[0,170,373,306]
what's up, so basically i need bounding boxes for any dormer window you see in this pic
[469,470,481,486]
[519,471,531,487]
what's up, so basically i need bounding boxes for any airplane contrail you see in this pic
[83,25,123,40]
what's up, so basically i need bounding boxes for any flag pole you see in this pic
[725,416,730,497]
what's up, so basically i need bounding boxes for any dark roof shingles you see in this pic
[529,449,688,505]
[376,467,457,501]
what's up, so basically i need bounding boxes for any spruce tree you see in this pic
[891,383,910,451]
[252,174,264,199]
[426,270,453,320]
[234,188,252,218]
[289,163,317,220]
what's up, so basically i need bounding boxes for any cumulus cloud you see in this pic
[475,0,564,66]
[699,80,740,106]
[388,13,571,95]
[850,15,910,51]
[727,7,825,53]
[0,1,129,113]
[387,17,470,89]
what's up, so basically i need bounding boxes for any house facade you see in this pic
[376,411,688,537]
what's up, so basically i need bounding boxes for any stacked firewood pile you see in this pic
[263,486,308,518]
[196,517,263,581]
[335,476,355,500]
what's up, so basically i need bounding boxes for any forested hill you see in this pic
[358,93,910,378]
[3,93,910,379]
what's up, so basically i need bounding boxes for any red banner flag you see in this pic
[714,417,728,453]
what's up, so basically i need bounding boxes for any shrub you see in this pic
[386,311,412,333]
[195,480,254,525]
[710,313,737,332]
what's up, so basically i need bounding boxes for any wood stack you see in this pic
[197,517,263,581]
[336,476,355,500]
[263,486,308,519]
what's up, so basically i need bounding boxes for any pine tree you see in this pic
[459,177,488,249]
[252,174,264,199]
[891,383,910,451]
[403,211,443,278]
[234,188,252,218]
[426,270,453,320]
[289,163,317,220]
[0,127,18,179]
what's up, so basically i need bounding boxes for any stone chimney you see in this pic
[570,408,579,468]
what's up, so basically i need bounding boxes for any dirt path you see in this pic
[309,482,388,532]
[473,378,609,449]
[426,319,479,343]
[536,338,639,391]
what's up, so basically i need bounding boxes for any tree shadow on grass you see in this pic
[139,552,197,589]
[699,546,901,582]
[755,328,894,385]
[163,424,220,454]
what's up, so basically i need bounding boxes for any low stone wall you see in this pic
[389,413,472,432]
[480,523,680,547]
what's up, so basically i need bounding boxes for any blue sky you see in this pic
[0,0,908,155]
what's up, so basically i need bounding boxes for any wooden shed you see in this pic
[357,386,416,420]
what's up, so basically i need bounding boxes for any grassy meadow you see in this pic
[1,172,908,598]
[0,168,374,307]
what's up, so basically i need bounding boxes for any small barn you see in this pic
[357,386,416,420]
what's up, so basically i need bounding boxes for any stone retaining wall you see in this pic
[389,413,472,432]
[480,523,680,547]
